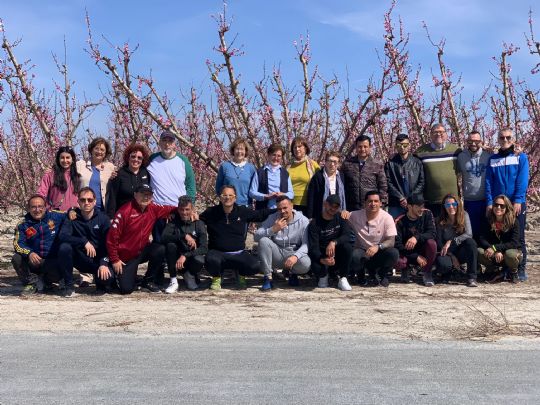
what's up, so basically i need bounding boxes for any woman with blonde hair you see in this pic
[434,194,478,287]
[478,194,521,283]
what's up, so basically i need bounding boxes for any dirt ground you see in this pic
[1,213,539,342]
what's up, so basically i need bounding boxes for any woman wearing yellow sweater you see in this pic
[287,137,320,216]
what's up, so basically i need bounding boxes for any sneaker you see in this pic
[318,275,329,288]
[467,279,478,288]
[379,277,390,288]
[36,276,45,293]
[63,287,77,298]
[210,276,222,290]
[20,284,37,296]
[184,272,198,291]
[261,276,273,291]
[337,277,352,291]
[400,268,410,283]
[165,278,179,294]
[237,275,247,290]
[518,270,528,282]
[511,273,519,284]
[288,274,299,287]
[142,281,162,293]
[423,272,434,287]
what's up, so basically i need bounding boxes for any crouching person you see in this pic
[254,195,311,290]
[346,190,399,288]
[58,187,113,297]
[162,196,208,293]
[478,194,521,283]
[106,184,176,294]
[308,194,352,290]
[394,195,437,286]
[12,194,64,296]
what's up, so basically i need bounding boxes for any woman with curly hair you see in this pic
[478,194,521,283]
[37,146,81,211]
[106,143,151,218]
[434,193,478,287]
[287,137,320,215]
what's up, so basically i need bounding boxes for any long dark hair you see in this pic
[438,193,465,235]
[53,146,81,193]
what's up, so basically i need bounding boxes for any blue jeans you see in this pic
[464,200,486,241]
[388,205,406,219]
[517,203,527,281]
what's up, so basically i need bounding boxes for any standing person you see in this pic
[58,187,112,297]
[341,135,388,211]
[215,137,257,207]
[200,185,275,290]
[249,143,294,210]
[76,137,115,212]
[346,191,399,287]
[37,146,81,211]
[107,143,152,218]
[306,151,346,219]
[161,196,208,293]
[394,195,437,286]
[415,124,461,218]
[308,194,353,290]
[385,133,425,218]
[287,137,320,215]
[435,194,478,287]
[254,196,311,290]
[105,184,177,295]
[485,128,529,281]
[478,195,521,283]
[456,131,492,239]
[12,195,65,296]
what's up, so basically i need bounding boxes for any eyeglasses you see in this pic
[467,140,482,145]
[499,136,512,141]
[220,194,236,199]
[79,198,95,203]
[444,202,458,208]
[493,203,506,209]
[130,154,143,160]
[396,143,410,148]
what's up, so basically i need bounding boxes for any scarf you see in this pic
[322,170,346,212]
[288,156,315,179]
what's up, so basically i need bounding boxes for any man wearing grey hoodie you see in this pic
[255,195,311,290]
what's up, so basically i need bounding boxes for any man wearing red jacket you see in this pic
[105,184,176,294]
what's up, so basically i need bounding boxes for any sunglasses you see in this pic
[493,203,507,209]
[79,198,95,203]
[130,155,143,160]
[444,202,458,208]
[396,143,410,148]
[499,136,512,141]
[467,140,482,145]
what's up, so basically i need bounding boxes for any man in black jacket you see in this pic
[394,195,437,286]
[162,196,208,293]
[58,187,112,297]
[200,185,275,290]
[385,133,425,218]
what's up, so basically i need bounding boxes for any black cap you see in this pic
[326,194,341,206]
[160,130,176,141]
[134,184,153,194]
[407,194,424,206]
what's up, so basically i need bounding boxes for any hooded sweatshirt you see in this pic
[254,209,310,260]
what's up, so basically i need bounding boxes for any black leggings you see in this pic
[435,238,477,279]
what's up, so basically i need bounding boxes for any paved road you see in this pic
[1,333,539,404]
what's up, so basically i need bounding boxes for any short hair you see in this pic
[355,135,372,145]
[219,184,237,195]
[325,151,340,161]
[431,123,445,132]
[267,143,285,156]
[27,194,46,207]
[177,196,193,207]
[499,127,514,137]
[229,137,251,157]
[364,190,381,201]
[88,137,112,159]
[276,195,292,204]
[122,143,151,167]
[290,137,311,156]
[78,187,96,198]
[395,133,409,143]
[468,130,481,137]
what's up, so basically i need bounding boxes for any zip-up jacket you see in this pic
[107,166,151,218]
[161,213,208,258]
[478,220,520,252]
[106,201,176,263]
[341,156,388,210]
[306,169,346,219]
[59,208,110,260]
[254,210,310,259]
[394,209,436,256]
[385,153,425,207]
[485,146,529,206]
[13,210,65,258]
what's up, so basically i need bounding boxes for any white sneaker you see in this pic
[338,277,352,291]
[183,272,198,290]
[165,278,179,294]
[318,275,329,288]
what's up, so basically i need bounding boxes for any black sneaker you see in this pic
[511,273,519,284]
[63,287,77,298]
[379,278,390,288]
[142,281,162,293]
[400,268,410,283]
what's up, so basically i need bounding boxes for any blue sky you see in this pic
[1,0,539,135]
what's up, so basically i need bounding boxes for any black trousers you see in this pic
[11,253,62,285]
[112,243,165,295]
[435,238,477,279]
[58,242,107,289]
[310,242,352,279]
[205,250,259,277]
[351,247,399,281]
[164,242,204,278]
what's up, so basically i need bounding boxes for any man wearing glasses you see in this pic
[457,131,492,239]
[58,187,112,297]
[385,133,425,219]
[485,128,529,281]
[306,151,346,219]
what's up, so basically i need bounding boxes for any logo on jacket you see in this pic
[94,224,100,229]
[25,227,37,239]
[48,220,56,231]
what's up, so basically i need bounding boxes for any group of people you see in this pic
[12,124,529,296]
